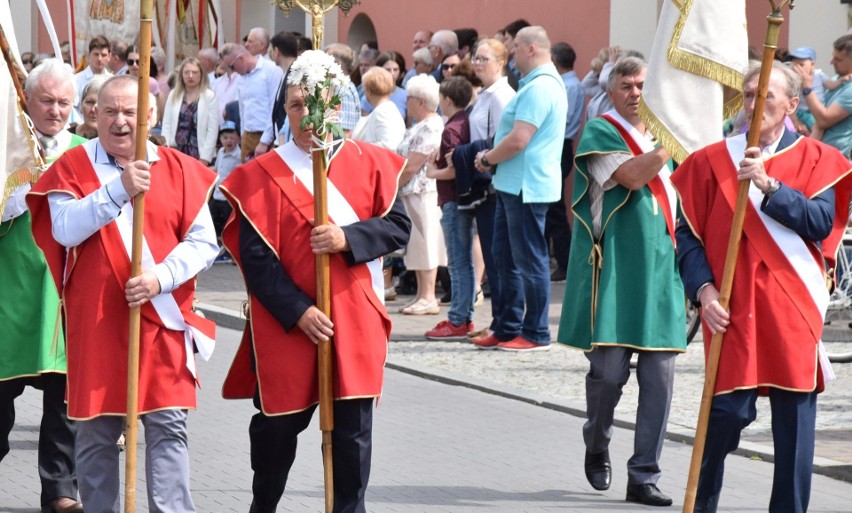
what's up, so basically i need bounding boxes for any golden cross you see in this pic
[272,0,362,51]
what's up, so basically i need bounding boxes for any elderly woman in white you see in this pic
[395,73,446,315]
[352,66,406,150]
[161,57,219,165]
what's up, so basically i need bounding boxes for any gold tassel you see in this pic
[588,242,604,333]
[667,0,745,91]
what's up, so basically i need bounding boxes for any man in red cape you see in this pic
[220,75,410,512]
[674,62,852,513]
[27,75,219,513]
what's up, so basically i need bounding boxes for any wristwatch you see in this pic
[802,87,813,96]
[765,178,781,198]
[480,154,493,168]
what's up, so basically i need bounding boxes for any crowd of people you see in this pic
[2,16,852,513]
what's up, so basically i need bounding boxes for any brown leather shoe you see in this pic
[42,497,84,513]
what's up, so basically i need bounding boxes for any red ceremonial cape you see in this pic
[220,141,404,415]
[26,144,217,420]
[673,136,852,395]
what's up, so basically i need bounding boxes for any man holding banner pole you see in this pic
[674,61,852,513]
[27,75,218,513]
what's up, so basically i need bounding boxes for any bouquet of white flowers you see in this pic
[287,49,347,140]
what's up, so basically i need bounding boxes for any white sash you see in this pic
[725,134,835,382]
[604,109,677,223]
[277,141,385,304]
[85,142,214,379]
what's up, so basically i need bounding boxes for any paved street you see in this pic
[3,264,852,512]
[3,326,852,512]
[196,264,852,476]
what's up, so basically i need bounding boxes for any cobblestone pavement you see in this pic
[3,327,851,512]
[195,264,852,480]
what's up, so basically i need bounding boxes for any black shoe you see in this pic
[584,449,611,490]
[626,483,673,507]
[550,268,567,282]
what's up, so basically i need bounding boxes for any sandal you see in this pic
[402,298,440,315]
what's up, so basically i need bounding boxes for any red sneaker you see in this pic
[472,333,502,350]
[497,336,551,352]
[426,320,474,341]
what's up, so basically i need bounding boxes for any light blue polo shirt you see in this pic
[821,79,852,157]
[492,62,568,203]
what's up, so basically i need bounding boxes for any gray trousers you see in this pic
[75,409,195,513]
[583,346,677,485]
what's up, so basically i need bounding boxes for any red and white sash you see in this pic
[601,111,678,246]
[725,134,835,381]
[277,141,385,304]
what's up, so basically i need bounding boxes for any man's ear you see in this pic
[788,95,800,115]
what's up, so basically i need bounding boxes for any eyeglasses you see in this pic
[472,57,491,64]
[443,64,457,70]
[127,59,139,65]
[224,53,243,70]
[22,59,33,65]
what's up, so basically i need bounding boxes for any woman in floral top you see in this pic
[161,57,219,165]
[396,74,446,315]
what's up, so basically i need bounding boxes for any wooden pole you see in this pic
[313,138,335,513]
[682,2,793,512]
[125,1,154,511]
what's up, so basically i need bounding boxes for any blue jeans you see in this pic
[491,191,551,344]
[458,196,502,330]
[441,202,475,325]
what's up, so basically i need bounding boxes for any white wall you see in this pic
[609,0,660,58]
[788,0,849,72]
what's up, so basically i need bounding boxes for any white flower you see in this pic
[286,49,345,139]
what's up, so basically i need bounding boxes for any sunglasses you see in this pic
[22,59,33,65]
[127,59,140,65]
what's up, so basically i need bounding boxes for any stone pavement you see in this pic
[194,264,852,481]
[3,327,852,512]
[3,263,851,512]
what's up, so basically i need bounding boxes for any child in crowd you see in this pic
[211,120,241,263]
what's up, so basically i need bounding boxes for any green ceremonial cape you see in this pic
[0,133,86,380]
[557,117,686,352]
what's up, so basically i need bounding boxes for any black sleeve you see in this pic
[675,217,716,305]
[340,196,412,265]
[761,186,835,242]
[239,216,313,331]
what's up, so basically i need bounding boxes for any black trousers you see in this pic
[249,394,373,513]
[209,198,233,241]
[696,388,817,513]
[0,373,78,506]
[545,139,574,271]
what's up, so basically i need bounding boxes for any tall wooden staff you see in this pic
[125,0,154,511]
[682,1,794,512]
[272,2,361,511]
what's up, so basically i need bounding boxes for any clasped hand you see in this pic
[310,222,349,254]
[737,147,772,193]
[698,284,730,335]
[297,306,334,344]
[125,270,162,308]
[121,160,152,197]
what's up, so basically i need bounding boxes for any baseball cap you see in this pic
[220,120,237,132]
[788,47,816,61]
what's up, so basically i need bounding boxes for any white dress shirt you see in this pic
[46,139,218,293]
[237,58,284,137]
